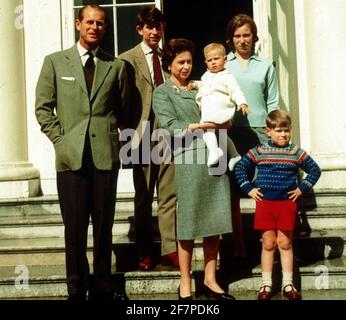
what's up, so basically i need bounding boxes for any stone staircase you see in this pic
[0,188,346,299]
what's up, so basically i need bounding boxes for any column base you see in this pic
[314,170,346,191]
[0,161,41,198]
[312,154,346,190]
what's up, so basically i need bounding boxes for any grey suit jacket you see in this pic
[35,44,129,172]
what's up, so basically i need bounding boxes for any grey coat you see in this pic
[153,80,232,240]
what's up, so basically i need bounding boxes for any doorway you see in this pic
[162,0,253,78]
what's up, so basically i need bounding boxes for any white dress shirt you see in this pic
[77,41,98,67]
[140,41,164,85]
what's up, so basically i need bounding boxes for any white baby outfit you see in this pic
[196,69,247,169]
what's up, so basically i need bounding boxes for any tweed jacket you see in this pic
[119,44,168,149]
[35,44,129,172]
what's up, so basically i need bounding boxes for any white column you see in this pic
[294,0,346,189]
[0,0,40,198]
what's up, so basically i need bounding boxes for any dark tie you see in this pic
[84,51,95,96]
[152,50,164,86]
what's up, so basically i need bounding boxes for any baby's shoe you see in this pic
[207,148,224,167]
[228,156,241,171]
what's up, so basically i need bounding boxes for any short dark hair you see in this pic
[136,6,165,28]
[161,39,195,73]
[266,110,292,129]
[78,4,107,22]
[225,14,259,52]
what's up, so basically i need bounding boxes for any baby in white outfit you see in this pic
[192,43,250,170]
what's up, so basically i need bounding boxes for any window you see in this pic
[62,0,161,55]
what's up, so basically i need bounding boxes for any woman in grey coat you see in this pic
[153,39,235,300]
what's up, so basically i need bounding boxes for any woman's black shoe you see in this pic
[178,286,193,300]
[202,284,236,300]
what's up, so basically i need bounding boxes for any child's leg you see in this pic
[203,131,223,167]
[226,136,241,171]
[260,230,277,290]
[277,230,294,287]
[277,230,301,299]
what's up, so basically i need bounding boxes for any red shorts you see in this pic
[254,199,297,231]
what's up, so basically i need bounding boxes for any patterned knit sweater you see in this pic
[235,141,321,200]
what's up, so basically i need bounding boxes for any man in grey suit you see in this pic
[119,7,178,271]
[35,5,129,301]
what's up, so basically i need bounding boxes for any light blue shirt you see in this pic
[225,52,279,127]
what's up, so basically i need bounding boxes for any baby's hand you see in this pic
[187,81,196,91]
[248,188,263,201]
[237,103,250,115]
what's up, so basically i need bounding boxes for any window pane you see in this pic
[74,0,113,5]
[73,1,158,56]
[117,6,151,54]
[117,0,154,4]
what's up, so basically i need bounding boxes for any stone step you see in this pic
[125,256,346,295]
[128,289,346,300]
[228,256,346,293]
[1,190,345,218]
[1,206,345,240]
[0,265,67,299]
[0,215,131,240]
[1,225,345,268]
[0,193,137,218]
[1,256,346,299]
[0,235,124,267]
[1,194,346,240]
[1,188,345,219]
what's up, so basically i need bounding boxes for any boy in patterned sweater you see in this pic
[235,109,321,300]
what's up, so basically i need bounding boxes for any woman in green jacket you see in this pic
[153,39,235,300]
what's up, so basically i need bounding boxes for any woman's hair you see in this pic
[161,38,195,72]
[203,43,226,59]
[266,110,292,129]
[225,14,259,52]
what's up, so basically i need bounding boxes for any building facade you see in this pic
[1,0,346,198]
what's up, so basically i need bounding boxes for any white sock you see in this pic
[260,272,272,292]
[207,147,224,167]
[228,155,241,171]
[282,272,293,290]
[203,131,224,167]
